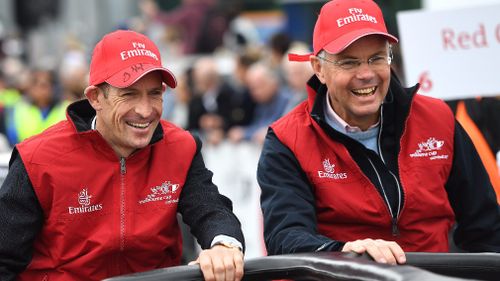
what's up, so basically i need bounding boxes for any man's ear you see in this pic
[84,85,103,111]
[310,56,327,84]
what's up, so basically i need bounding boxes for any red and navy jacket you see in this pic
[0,99,244,281]
[258,73,500,255]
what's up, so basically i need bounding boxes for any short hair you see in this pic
[96,82,110,98]
[316,50,327,66]
[269,32,291,56]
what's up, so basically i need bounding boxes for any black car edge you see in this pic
[103,251,500,281]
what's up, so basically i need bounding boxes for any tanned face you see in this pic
[311,35,391,131]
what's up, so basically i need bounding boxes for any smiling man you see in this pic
[258,0,500,265]
[0,30,244,281]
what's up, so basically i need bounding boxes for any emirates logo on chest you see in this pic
[318,159,348,180]
[323,159,335,173]
[68,188,103,215]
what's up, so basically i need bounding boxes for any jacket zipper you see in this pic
[377,105,402,236]
[314,107,402,236]
[115,157,127,274]
[366,157,399,236]
[119,157,127,251]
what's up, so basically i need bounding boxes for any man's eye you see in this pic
[338,60,359,69]
[370,56,386,64]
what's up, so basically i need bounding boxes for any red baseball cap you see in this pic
[88,30,177,88]
[289,0,398,61]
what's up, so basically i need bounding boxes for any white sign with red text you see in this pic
[397,4,500,100]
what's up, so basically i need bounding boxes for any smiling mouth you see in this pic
[126,121,151,129]
[351,86,377,97]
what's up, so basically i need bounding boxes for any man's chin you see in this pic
[128,137,153,150]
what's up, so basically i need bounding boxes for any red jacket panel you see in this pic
[271,94,455,252]
[16,120,196,280]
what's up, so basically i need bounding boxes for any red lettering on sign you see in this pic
[418,71,433,93]
[457,32,471,49]
[442,24,488,50]
[473,24,488,48]
[496,23,500,43]
[442,28,456,50]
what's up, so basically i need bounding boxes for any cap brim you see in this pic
[288,53,314,62]
[105,64,177,89]
[322,29,398,55]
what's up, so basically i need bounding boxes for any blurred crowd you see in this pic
[0,0,498,170]
[0,0,316,152]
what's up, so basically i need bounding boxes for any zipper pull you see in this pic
[120,157,126,175]
[391,217,400,237]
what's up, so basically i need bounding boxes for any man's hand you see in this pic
[189,245,244,281]
[342,238,406,265]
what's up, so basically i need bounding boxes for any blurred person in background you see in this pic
[162,66,193,129]
[226,50,261,129]
[120,0,232,56]
[267,32,292,84]
[227,62,289,144]
[231,49,261,94]
[447,97,500,202]
[187,57,226,145]
[0,58,30,149]
[187,56,244,145]
[223,9,260,55]
[258,0,500,265]
[0,70,22,108]
[157,0,230,54]
[58,36,88,103]
[3,68,67,146]
[281,42,314,114]
[194,0,242,54]
[0,72,16,152]
[123,0,182,58]
[0,56,29,107]
[127,0,166,42]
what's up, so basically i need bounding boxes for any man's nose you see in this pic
[135,95,153,117]
[354,61,376,80]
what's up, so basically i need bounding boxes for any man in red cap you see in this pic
[0,30,244,281]
[258,0,500,264]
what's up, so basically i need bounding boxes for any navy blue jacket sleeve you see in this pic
[178,135,245,251]
[446,122,500,252]
[258,129,344,255]
[0,149,44,280]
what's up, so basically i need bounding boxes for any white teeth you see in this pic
[352,86,376,96]
[128,122,150,128]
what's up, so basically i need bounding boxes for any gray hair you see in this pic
[316,50,327,66]
[97,82,111,98]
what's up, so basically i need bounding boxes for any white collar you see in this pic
[325,93,379,133]
[91,116,97,130]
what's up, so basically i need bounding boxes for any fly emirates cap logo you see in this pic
[318,159,348,179]
[410,137,449,160]
[68,188,103,215]
[139,181,180,205]
[120,42,158,61]
[337,8,378,28]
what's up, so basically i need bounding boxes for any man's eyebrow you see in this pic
[334,49,388,60]
[120,85,163,92]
